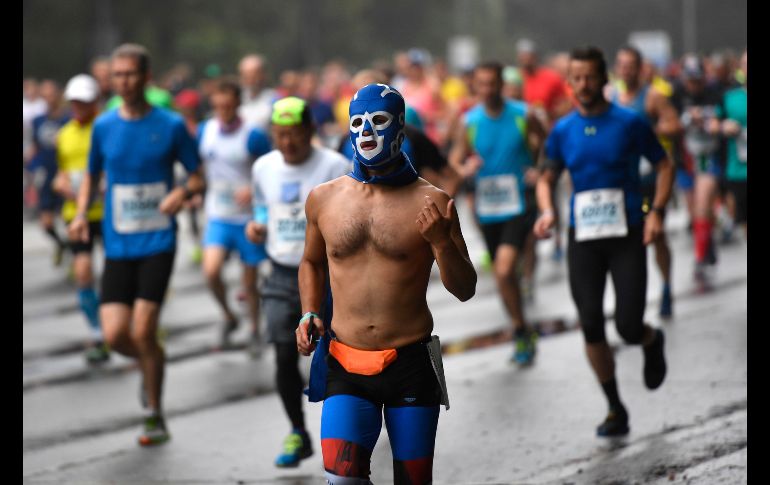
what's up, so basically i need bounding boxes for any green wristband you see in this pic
[298,312,320,325]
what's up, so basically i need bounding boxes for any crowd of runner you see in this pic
[22,39,747,483]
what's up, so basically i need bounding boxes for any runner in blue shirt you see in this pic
[534,46,673,438]
[448,61,547,365]
[69,43,204,447]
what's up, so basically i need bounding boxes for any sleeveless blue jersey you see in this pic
[545,103,666,227]
[611,85,651,124]
[89,107,201,259]
[611,85,658,186]
[465,99,534,224]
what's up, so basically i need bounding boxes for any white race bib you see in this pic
[112,182,170,234]
[476,175,523,218]
[685,130,718,157]
[574,189,628,242]
[737,127,747,163]
[209,181,250,219]
[267,203,306,261]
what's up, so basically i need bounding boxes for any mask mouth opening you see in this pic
[355,134,385,161]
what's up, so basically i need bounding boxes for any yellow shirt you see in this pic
[56,119,103,222]
[334,97,351,132]
[651,75,673,98]
[650,76,675,154]
[440,77,469,104]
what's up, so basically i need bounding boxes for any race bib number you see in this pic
[209,181,250,219]
[737,127,747,163]
[685,130,717,157]
[112,182,170,234]
[574,189,628,242]
[268,203,306,260]
[476,175,523,218]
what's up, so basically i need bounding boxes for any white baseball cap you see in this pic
[64,74,99,103]
[516,38,537,54]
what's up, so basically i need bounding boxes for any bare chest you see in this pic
[322,199,426,260]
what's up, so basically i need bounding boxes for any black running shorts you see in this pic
[100,250,176,305]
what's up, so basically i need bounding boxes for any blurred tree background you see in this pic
[23,0,746,83]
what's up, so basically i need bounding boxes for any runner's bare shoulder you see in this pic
[415,177,450,206]
[310,175,348,199]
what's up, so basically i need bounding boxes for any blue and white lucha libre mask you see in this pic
[349,83,406,168]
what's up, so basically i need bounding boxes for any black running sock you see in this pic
[45,227,65,248]
[600,378,626,415]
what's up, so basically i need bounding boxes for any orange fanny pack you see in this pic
[329,339,398,376]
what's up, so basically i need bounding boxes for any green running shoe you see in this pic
[190,245,203,265]
[275,429,313,468]
[479,251,492,272]
[138,413,170,447]
[84,341,110,365]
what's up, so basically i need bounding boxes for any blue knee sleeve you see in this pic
[77,287,101,332]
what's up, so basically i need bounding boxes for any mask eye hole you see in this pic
[351,117,363,129]
[372,115,389,125]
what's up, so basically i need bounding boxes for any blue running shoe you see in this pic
[596,409,630,437]
[512,330,538,365]
[275,429,313,468]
